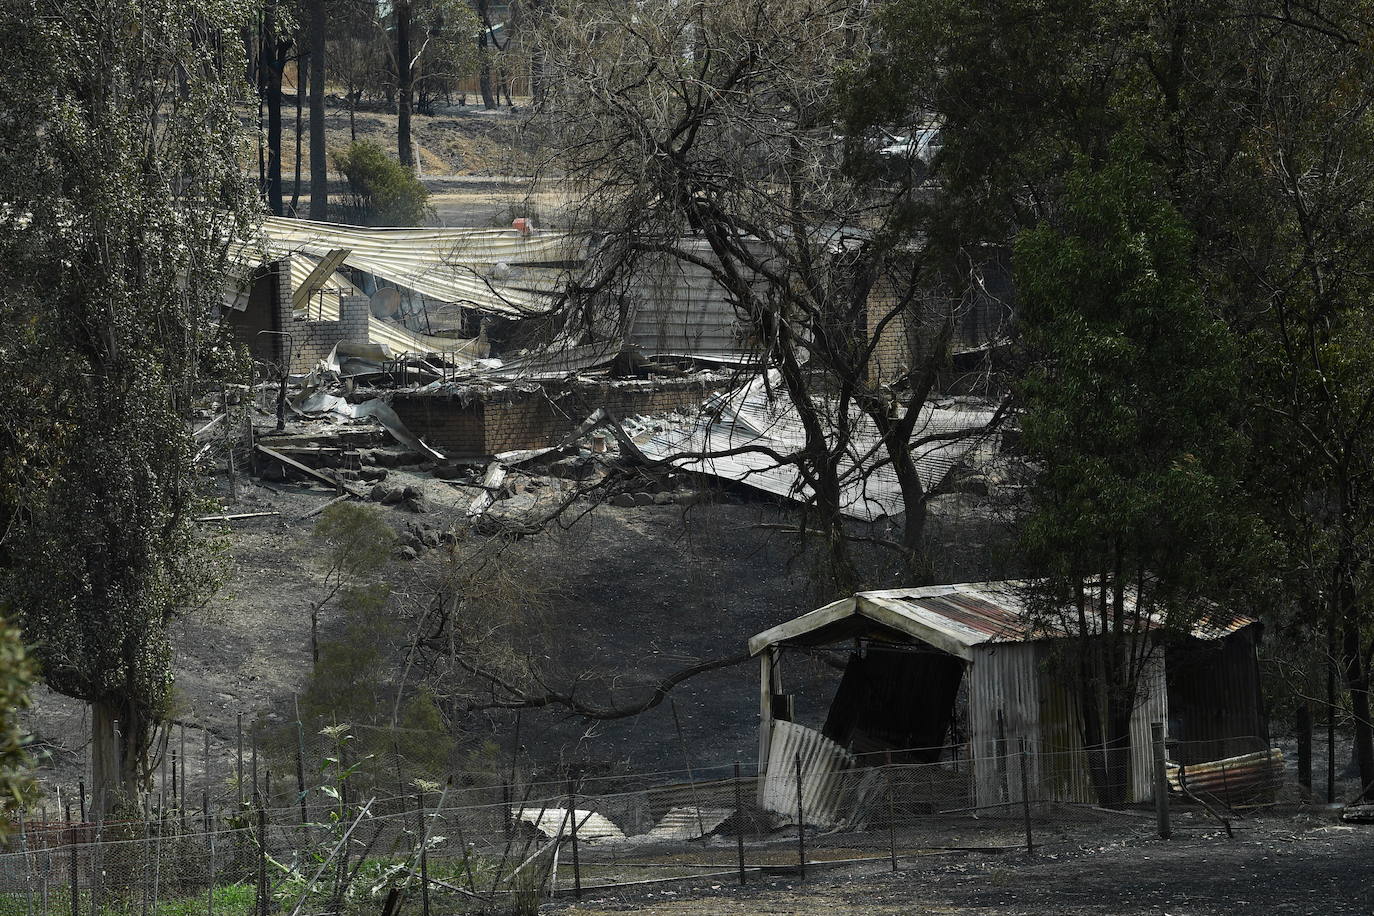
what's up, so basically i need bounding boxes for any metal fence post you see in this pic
[417,791,431,916]
[887,768,897,871]
[567,779,581,900]
[733,762,746,885]
[256,803,268,916]
[19,807,33,916]
[65,804,77,916]
[1151,722,1171,840]
[793,751,806,879]
[1018,739,1033,854]
[205,797,215,916]
[236,713,244,810]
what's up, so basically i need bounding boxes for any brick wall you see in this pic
[228,256,293,369]
[867,276,912,389]
[388,396,488,456]
[387,376,731,458]
[227,257,374,375]
[288,294,372,373]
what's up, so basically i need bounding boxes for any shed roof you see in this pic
[747,581,1255,661]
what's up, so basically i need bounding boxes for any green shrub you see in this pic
[332,141,431,226]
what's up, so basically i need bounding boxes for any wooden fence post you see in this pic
[1151,722,1171,840]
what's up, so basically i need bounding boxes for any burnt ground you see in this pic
[555,810,1374,915]
[18,442,1017,806]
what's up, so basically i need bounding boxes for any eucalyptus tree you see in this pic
[846,0,1374,793]
[0,0,257,814]
[390,0,480,165]
[532,0,1009,593]
[1015,140,1263,805]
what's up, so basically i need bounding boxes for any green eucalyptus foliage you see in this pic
[1012,139,1268,805]
[0,0,258,802]
[0,608,35,833]
[332,141,432,226]
[1015,138,1262,617]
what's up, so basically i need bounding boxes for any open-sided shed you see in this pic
[748,581,1266,813]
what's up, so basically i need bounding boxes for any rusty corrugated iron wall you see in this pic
[1166,626,1269,764]
[969,640,1166,806]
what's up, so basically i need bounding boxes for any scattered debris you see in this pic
[254,444,367,498]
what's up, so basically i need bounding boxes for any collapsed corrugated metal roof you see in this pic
[259,216,585,318]
[513,807,626,843]
[748,580,1257,660]
[638,372,1000,522]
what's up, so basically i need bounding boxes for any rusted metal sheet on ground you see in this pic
[759,721,859,828]
[1166,748,1285,805]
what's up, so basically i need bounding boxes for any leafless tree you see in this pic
[527,0,1011,591]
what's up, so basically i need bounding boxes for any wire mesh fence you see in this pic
[0,731,1294,915]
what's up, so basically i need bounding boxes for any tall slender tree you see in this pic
[308,0,329,217]
[0,0,256,813]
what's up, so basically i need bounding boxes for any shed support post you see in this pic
[758,650,775,796]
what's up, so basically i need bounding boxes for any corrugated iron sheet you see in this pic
[968,640,1164,806]
[260,216,583,317]
[643,807,733,841]
[479,339,622,379]
[513,807,626,843]
[626,256,749,356]
[1167,748,1285,804]
[640,372,1000,522]
[759,721,859,828]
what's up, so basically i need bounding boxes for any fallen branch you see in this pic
[298,494,351,521]
[447,650,752,720]
[195,512,279,523]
